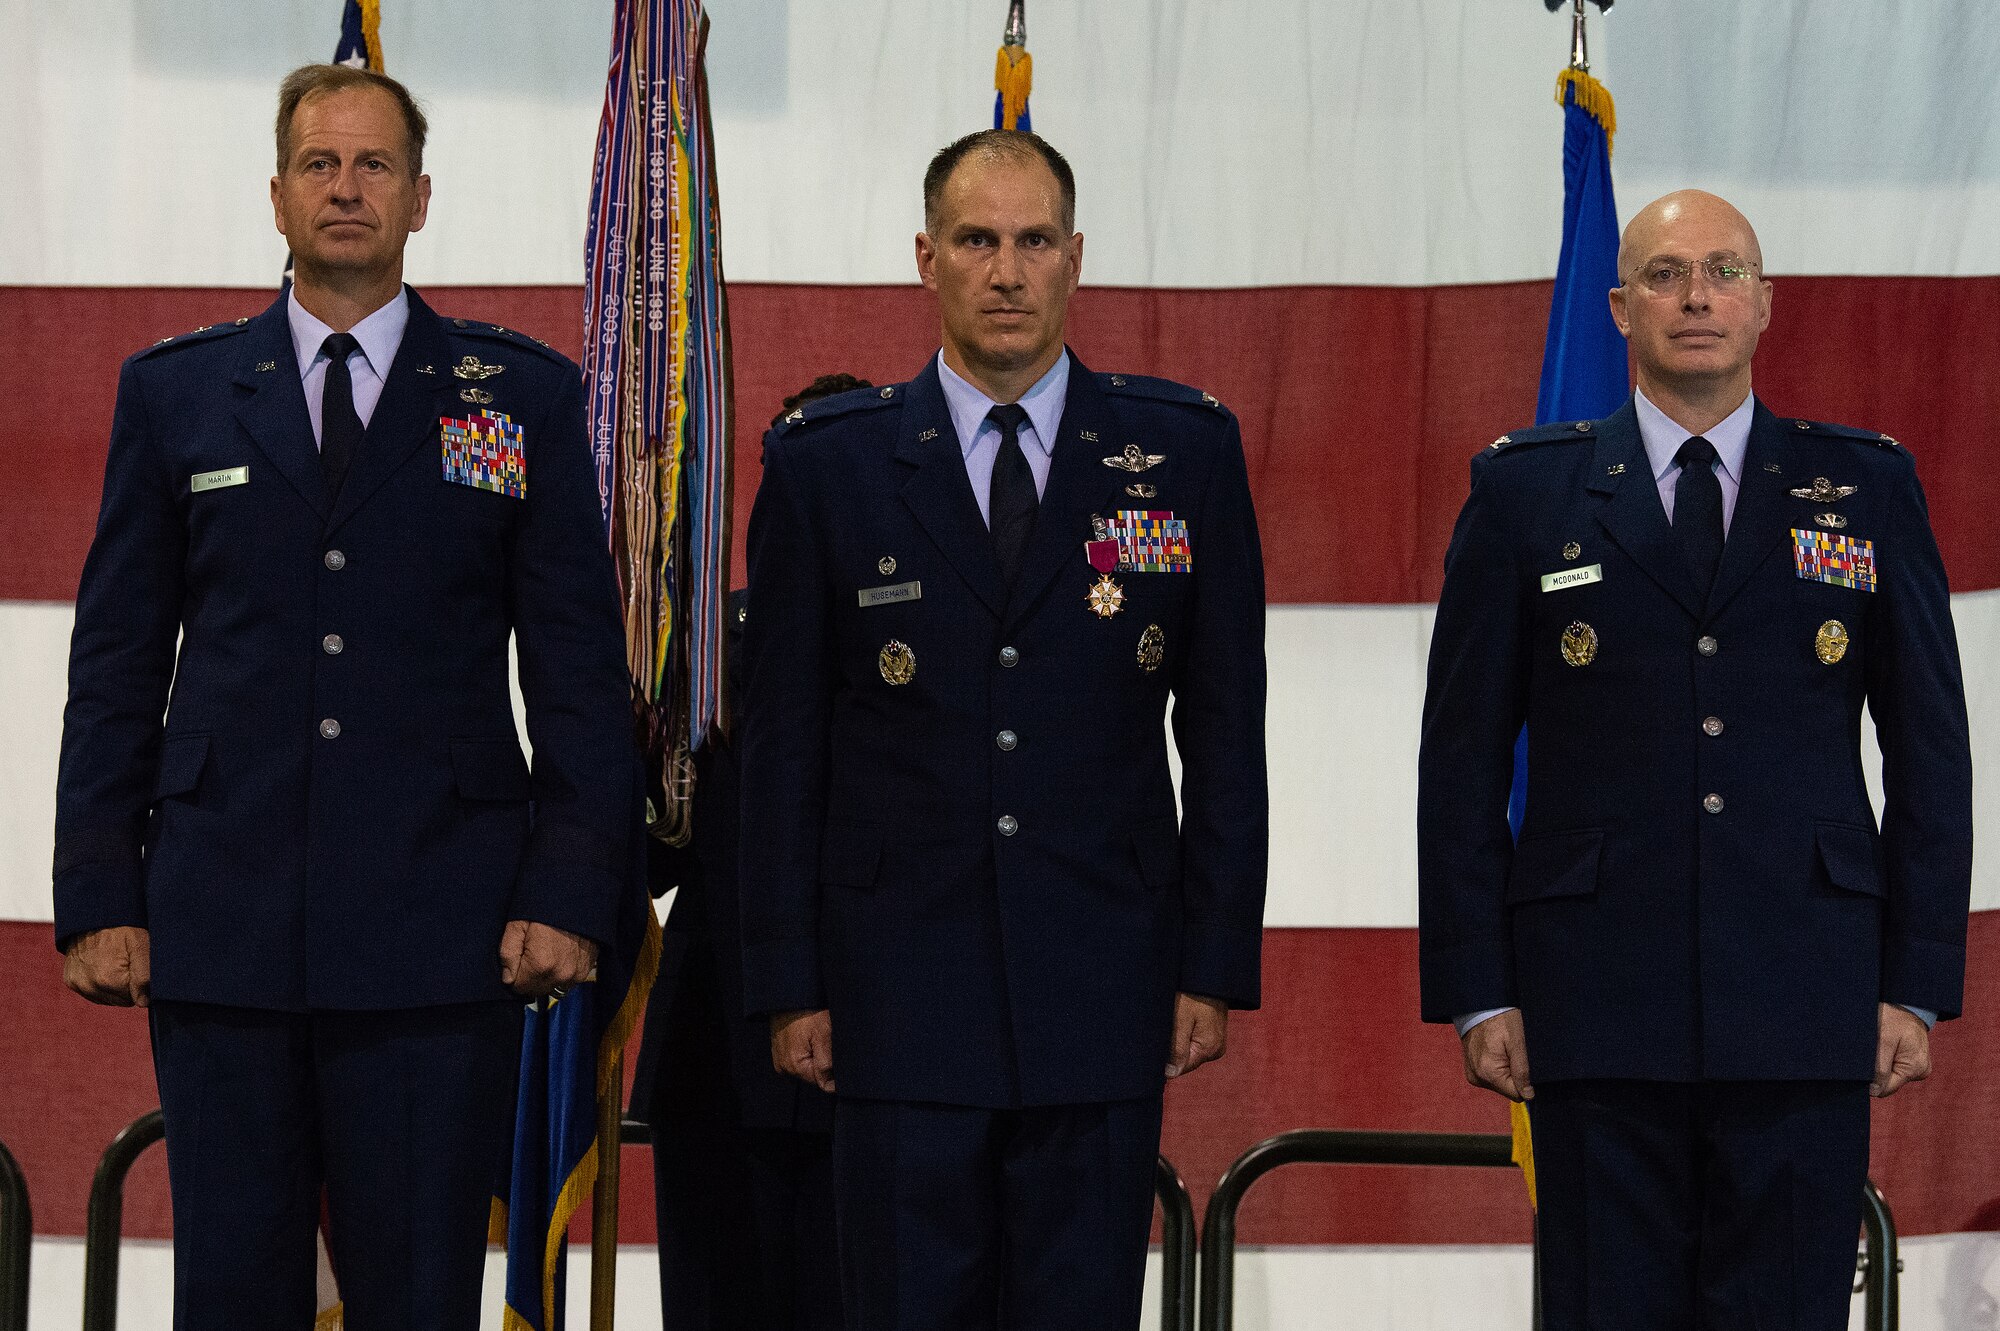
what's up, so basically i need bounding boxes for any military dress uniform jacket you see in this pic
[739,354,1268,1109]
[54,290,638,1011]
[1418,397,1972,1083]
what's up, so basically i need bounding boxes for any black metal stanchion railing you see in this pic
[1154,1154,1196,1331]
[0,1136,30,1331]
[1199,1129,1522,1331]
[82,1110,166,1331]
[1859,1178,1901,1331]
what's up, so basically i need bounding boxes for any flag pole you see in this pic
[589,1051,624,1330]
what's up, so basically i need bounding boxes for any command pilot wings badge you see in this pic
[1789,476,1858,503]
[1103,443,1166,473]
[451,355,506,381]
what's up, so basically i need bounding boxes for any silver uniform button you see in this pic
[1703,793,1724,814]
[998,646,1020,667]
[995,730,1018,751]
[1702,716,1724,737]
[1696,635,1718,657]
[322,634,344,655]
[319,718,342,739]
[996,815,1018,836]
[324,549,346,571]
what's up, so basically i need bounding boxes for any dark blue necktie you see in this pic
[319,332,363,504]
[987,403,1037,586]
[1674,435,1725,597]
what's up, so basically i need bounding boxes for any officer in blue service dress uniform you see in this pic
[739,131,1269,1330]
[631,377,871,1331]
[53,66,636,1329]
[1419,190,1972,1329]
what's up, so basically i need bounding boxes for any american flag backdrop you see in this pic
[3,3,1998,1325]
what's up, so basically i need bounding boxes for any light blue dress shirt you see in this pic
[935,350,1070,527]
[1456,387,1933,1036]
[287,286,411,448]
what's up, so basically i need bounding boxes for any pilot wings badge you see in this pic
[1102,443,1166,473]
[1789,476,1858,503]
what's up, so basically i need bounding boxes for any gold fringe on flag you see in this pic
[358,0,385,72]
[1553,67,1615,153]
[995,45,1033,131]
[1510,1099,1538,1209]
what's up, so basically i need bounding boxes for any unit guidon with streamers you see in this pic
[439,412,526,498]
[1792,528,1877,591]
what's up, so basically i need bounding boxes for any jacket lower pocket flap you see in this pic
[1131,822,1183,889]
[152,735,211,801]
[449,738,531,802]
[1816,822,1886,898]
[818,823,883,887]
[1505,829,1604,905]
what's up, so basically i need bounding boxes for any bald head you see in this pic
[1618,190,1762,282]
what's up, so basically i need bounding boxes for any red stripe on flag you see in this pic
[3,279,1996,605]
[7,916,1999,1244]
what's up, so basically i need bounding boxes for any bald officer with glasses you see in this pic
[1419,189,1972,1328]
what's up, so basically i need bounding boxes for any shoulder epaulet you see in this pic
[445,319,570,366]
[1487,419,1600,452]
[1099,372,1227,413]
[1785,418,1900,449]
[134,316,253,360]
[771,382,904,436]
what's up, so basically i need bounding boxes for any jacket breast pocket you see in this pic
[1505,829,1603,905]
[1815,821,1885,898]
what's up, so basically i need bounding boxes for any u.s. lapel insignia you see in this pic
[416,364,437,375]
[1560,621,1598,667]
[1126,483,1157,500]
[1605,463,1626,476]
[460,386,494,406]
[1790,476,1858,503]
[878,640,916,686]
[918,427,939,442]
[1087,574,1126,619]
[1763,461,1783,474]
[1103,443,1166,473]
[452,354,506,381]
[1815,620,1849,665]
[1814,511,1848,530]
[254,360,277,373]
[1136,624,1166,673]
[1079,429,1100,442]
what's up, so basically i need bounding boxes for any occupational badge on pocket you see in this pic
[440,412,527,498]
[879,640,916,685]
[1560,621,1597,667]
[1815,620,1849,665]
[1137,624,1165,673]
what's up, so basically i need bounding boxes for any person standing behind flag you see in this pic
[53,63,636,1329]
[739,130,1268,1329]
[628,374,872,1331]
[1419,189,1972,1328]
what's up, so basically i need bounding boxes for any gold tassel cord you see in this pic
[1510,1099,1538,1210]
[995,46,1033,131]
[1553,67,1615,155]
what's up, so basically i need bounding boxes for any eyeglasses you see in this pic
[1627,258,1761,296]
